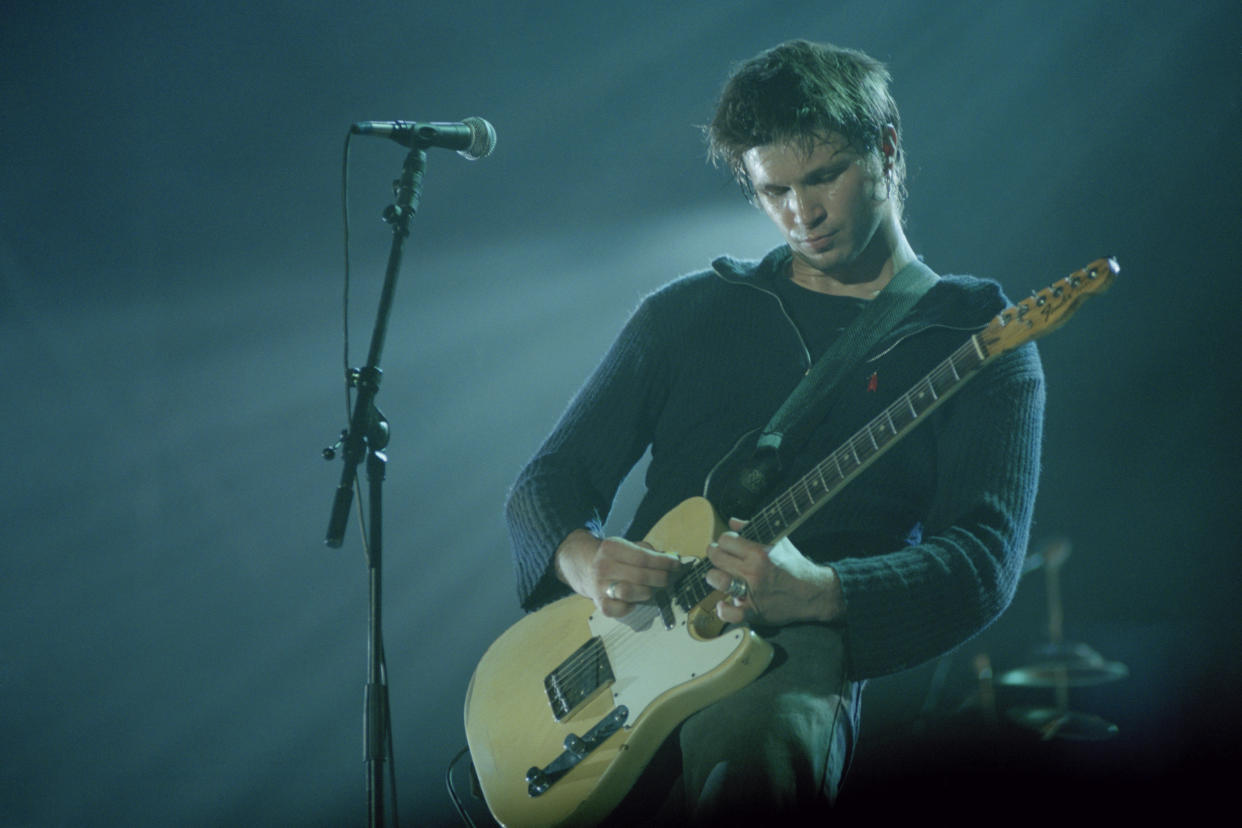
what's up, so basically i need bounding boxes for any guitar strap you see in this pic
[725,258,940,515]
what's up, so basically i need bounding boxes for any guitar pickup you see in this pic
[525,705,629,797]
[545,636,615,721]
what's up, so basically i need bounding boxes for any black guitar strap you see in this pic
[724,258,940,516]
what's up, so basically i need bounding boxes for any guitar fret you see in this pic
[807,469,826,498]
[781,492,799,523]
[930,368,954,398]
[768,516,787,537]
[856,434,874,461]
[762,510,781,535]
[889,401,913,432]
[796,483,813,512]
[814,463,835,497]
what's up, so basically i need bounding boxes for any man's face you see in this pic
[743,136,888,280]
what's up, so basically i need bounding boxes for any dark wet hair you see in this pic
[707,40,905,204]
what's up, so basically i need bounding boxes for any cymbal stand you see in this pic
[1001,537,1126,741]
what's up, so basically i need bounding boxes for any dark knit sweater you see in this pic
[505,246,1044,680]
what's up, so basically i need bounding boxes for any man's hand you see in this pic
[705,518,845,626]
[554,529,681,617]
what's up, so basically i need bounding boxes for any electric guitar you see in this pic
[464,258,1118,827]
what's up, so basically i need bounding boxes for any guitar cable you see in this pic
[446,746,480,827]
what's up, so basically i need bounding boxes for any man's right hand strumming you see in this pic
[554,529,681,618]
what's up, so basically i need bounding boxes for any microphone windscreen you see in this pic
[460,116,497,160]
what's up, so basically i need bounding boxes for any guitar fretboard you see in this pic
[741,333,989,546]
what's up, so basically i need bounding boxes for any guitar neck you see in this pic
[741,332,992,546]
[682,257,1116,605]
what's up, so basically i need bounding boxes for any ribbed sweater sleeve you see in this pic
[830,343,1044,678]
[505,295,669,611]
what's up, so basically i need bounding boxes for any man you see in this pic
[505,40,1043,821]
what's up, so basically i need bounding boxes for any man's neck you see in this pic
[789,224,916,299]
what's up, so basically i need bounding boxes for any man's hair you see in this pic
[706,40,905,204]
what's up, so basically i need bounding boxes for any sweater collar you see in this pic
[711,245,1009,329]
[711,245,792,288]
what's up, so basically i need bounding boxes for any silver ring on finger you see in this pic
[726,576,748,600]
[606,580,620,600]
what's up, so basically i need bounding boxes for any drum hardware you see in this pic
[999,536,1127,741]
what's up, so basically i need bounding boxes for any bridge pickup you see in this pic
[525,705,629,798]
[545,636,614,721]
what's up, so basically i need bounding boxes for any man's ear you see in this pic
[879,124,899,167]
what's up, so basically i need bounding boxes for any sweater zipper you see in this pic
[712,272,814,371]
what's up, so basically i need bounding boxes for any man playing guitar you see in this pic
[501,39,1044,822]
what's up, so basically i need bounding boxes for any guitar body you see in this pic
[464,497,775,827]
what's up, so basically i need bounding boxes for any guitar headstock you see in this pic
[979,258,1119,356]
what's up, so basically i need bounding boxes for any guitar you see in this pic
[464,258,1118,826]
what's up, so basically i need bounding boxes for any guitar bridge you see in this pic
[525,705,629,797]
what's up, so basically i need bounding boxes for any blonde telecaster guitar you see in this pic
[465,259,1118,827]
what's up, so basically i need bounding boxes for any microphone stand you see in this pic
[324,143,428,828]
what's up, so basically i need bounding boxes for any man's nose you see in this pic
[789,189,824,227]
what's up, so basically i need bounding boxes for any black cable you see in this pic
[342,131,354,421]
[341,132,370,547]
[445,746,478,828]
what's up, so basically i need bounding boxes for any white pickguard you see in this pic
[587,601,746,725]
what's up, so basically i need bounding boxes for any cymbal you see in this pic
[1006,706,1120,741]
[998,642,1129,688]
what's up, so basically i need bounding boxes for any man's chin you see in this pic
[792,247,851,274]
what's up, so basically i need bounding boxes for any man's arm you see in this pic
[832,343,1045,678]
[505,295,669,612]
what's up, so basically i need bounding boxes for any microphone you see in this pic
[350,117,497,160]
